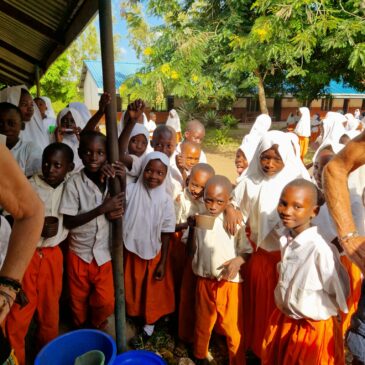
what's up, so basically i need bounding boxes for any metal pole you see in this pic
[35,65,40,97]
[99,0,127,353]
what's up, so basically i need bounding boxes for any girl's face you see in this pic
[128,134,148,157]
[60,112,76,133]
[260,146,284,176]
[18,91,34,121]
[235,149,248,176]
[143,159,168,189]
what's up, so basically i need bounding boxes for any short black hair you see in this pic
[191,163,215,177]
[284,178,324,206]
[205,175,233,195]
[79,130,107,151]
[152,125,176,141]
[0,102,22,120]
[43,142,74,164]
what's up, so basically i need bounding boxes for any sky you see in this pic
[94,0,163,63]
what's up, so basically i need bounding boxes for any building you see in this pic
[79,60,142,111]
[231,80,365,122]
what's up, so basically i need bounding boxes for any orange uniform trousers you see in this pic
[194,278,245,365]
[340,255,362,336]
[6,246,63,365]
[124,249,175,324]
[66,251,114,328]
[243,247,281,357]
[178,256,197,343]
[298,136,309,161]
[169,231,186,300]
[262,308,345,365]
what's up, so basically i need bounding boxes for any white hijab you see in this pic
[244,130,306,246]
[68,102,91,128]
[354,109,361,119]
[166,109,181,133]
[57,107,84,171]
[345,113,360,131]
[41,96,56,119]
[0,85,49,150]
[130,123,149,145]
[118,111,148,136]
[123,152,176,259]
[294,106,311,137]
[286,132,310,180]
[312,112,346,162]
[241,114,271,157]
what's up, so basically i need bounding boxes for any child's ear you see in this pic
[312,205,320,218]
[21,121,25,130]
[68,162,75,172]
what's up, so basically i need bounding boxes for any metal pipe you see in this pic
[98,0,127,353]
[35,65,40,97]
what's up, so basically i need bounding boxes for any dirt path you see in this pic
[206,152,237,183]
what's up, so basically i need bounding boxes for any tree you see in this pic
[121,0,365,113]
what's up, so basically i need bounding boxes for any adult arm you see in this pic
[0,146,44,322]
[323,132,365,272]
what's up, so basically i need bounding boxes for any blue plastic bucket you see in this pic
[113,350,166,364]
[35,329,116,365]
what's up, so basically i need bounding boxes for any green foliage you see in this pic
[212,126,232,146]
[176,100,202,125]
[201,110,221,128]
[221,114,238,128]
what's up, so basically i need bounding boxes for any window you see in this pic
[321,98,332,111]
[361,99,365,110]
[247,97,260,112]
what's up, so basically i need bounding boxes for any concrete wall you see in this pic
[83,71,100,111]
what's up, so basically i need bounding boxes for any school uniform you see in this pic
[262,226,350,365]
[0,216,10,269]
[192,213,250,365]
[59,170,114,328]
[123,152,176,324]
[176,142,207,163]
[10,138,42,177]
[236,131,306,357]
[294,107,311,160]
[6,175,68,365]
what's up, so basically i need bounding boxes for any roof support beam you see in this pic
[0,65,30,84]
[0,39,41,66]
[0,58,33,78]
[0,1,64,44]
[0,71,26,86]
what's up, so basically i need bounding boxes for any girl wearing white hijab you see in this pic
[294,106,311,160]
[0,85,50,150]
[123,152,176,344]
[237,130,307,358]
[354,108,361,120]
[166,109,182,142]
[241,114,271,147]
[55,108,84,171]
[39,96,57,133]
[68,102,91,129]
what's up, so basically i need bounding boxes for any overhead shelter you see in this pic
[0,0,98,87]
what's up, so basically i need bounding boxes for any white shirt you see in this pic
[126,154,143,185]
[275,226,349,320]
[10,138,42,177]
[59,170,110,266]
[30,175,69,248]
[192,213,251,283]
[0,216,11,269]
[175,188,205,223]
[144,120,157,138]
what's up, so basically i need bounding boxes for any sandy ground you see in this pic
[206,152,237,183]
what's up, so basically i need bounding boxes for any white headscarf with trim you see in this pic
[0,85,50,150]
[123,152,176,259]
[294,107,311,137]
[40,96,56,119]
[68,102,91,128]
[166,109,181,133]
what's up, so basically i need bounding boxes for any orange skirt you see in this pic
[262,309,345,365]
[124,249,175,324]
[168,231,186,299]
[340,255,362,336]
[298,136,309,160]
[243,247,281,357]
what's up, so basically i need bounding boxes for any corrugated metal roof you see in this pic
[0,0,98,86]
[327,80,365,96]
[80,60,142,90]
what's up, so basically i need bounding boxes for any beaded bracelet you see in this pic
[0,276,29,308]
[339,231,359,246]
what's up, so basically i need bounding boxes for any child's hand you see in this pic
[154,261,166,280]
[175,154,186,171]
[127,99,145,122]
[100,161,126,183]
[101,192,124,214]
[187,215,196,228]
[98,92,111,114]
[73,126,82,141]
[217,256,245,281]
[41,217,59,238]
[106,205,124,221]
[54,127,64,142]
[223,206,243,236]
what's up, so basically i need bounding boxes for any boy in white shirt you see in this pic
[0,102,41,177]
[145,112,157,139]
[59,131,124,329]
[192,175,250,365]
[262,179,350,365]
[5,143,74,365]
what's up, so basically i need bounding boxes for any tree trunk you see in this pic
[254,69,268,114]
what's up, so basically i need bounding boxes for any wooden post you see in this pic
[99,0,127,353]
[35,65,40,97]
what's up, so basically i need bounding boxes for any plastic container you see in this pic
[113,350,166,364]
[34,329,116,365]
[195,214,216,230]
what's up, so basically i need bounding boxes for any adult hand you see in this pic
[342,236,365,274]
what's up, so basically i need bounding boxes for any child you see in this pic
[262,179,350,364]
[235,146,249,184]
[0,85,49,150]
[294,107,311,160]
[5,142,74,365]
[237,131,306,358]
[59,131,124,329]
[0,102,42,177]
[176,119,207,163]
[175,163,215,356]
[192,175,249,365]
[145,112,157,139]
[123,152,176,346]
[175,140,201,186]
[166,109,182,142]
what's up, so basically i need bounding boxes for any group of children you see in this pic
[0,85,363,365]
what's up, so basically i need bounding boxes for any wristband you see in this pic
[339,231,359,245]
